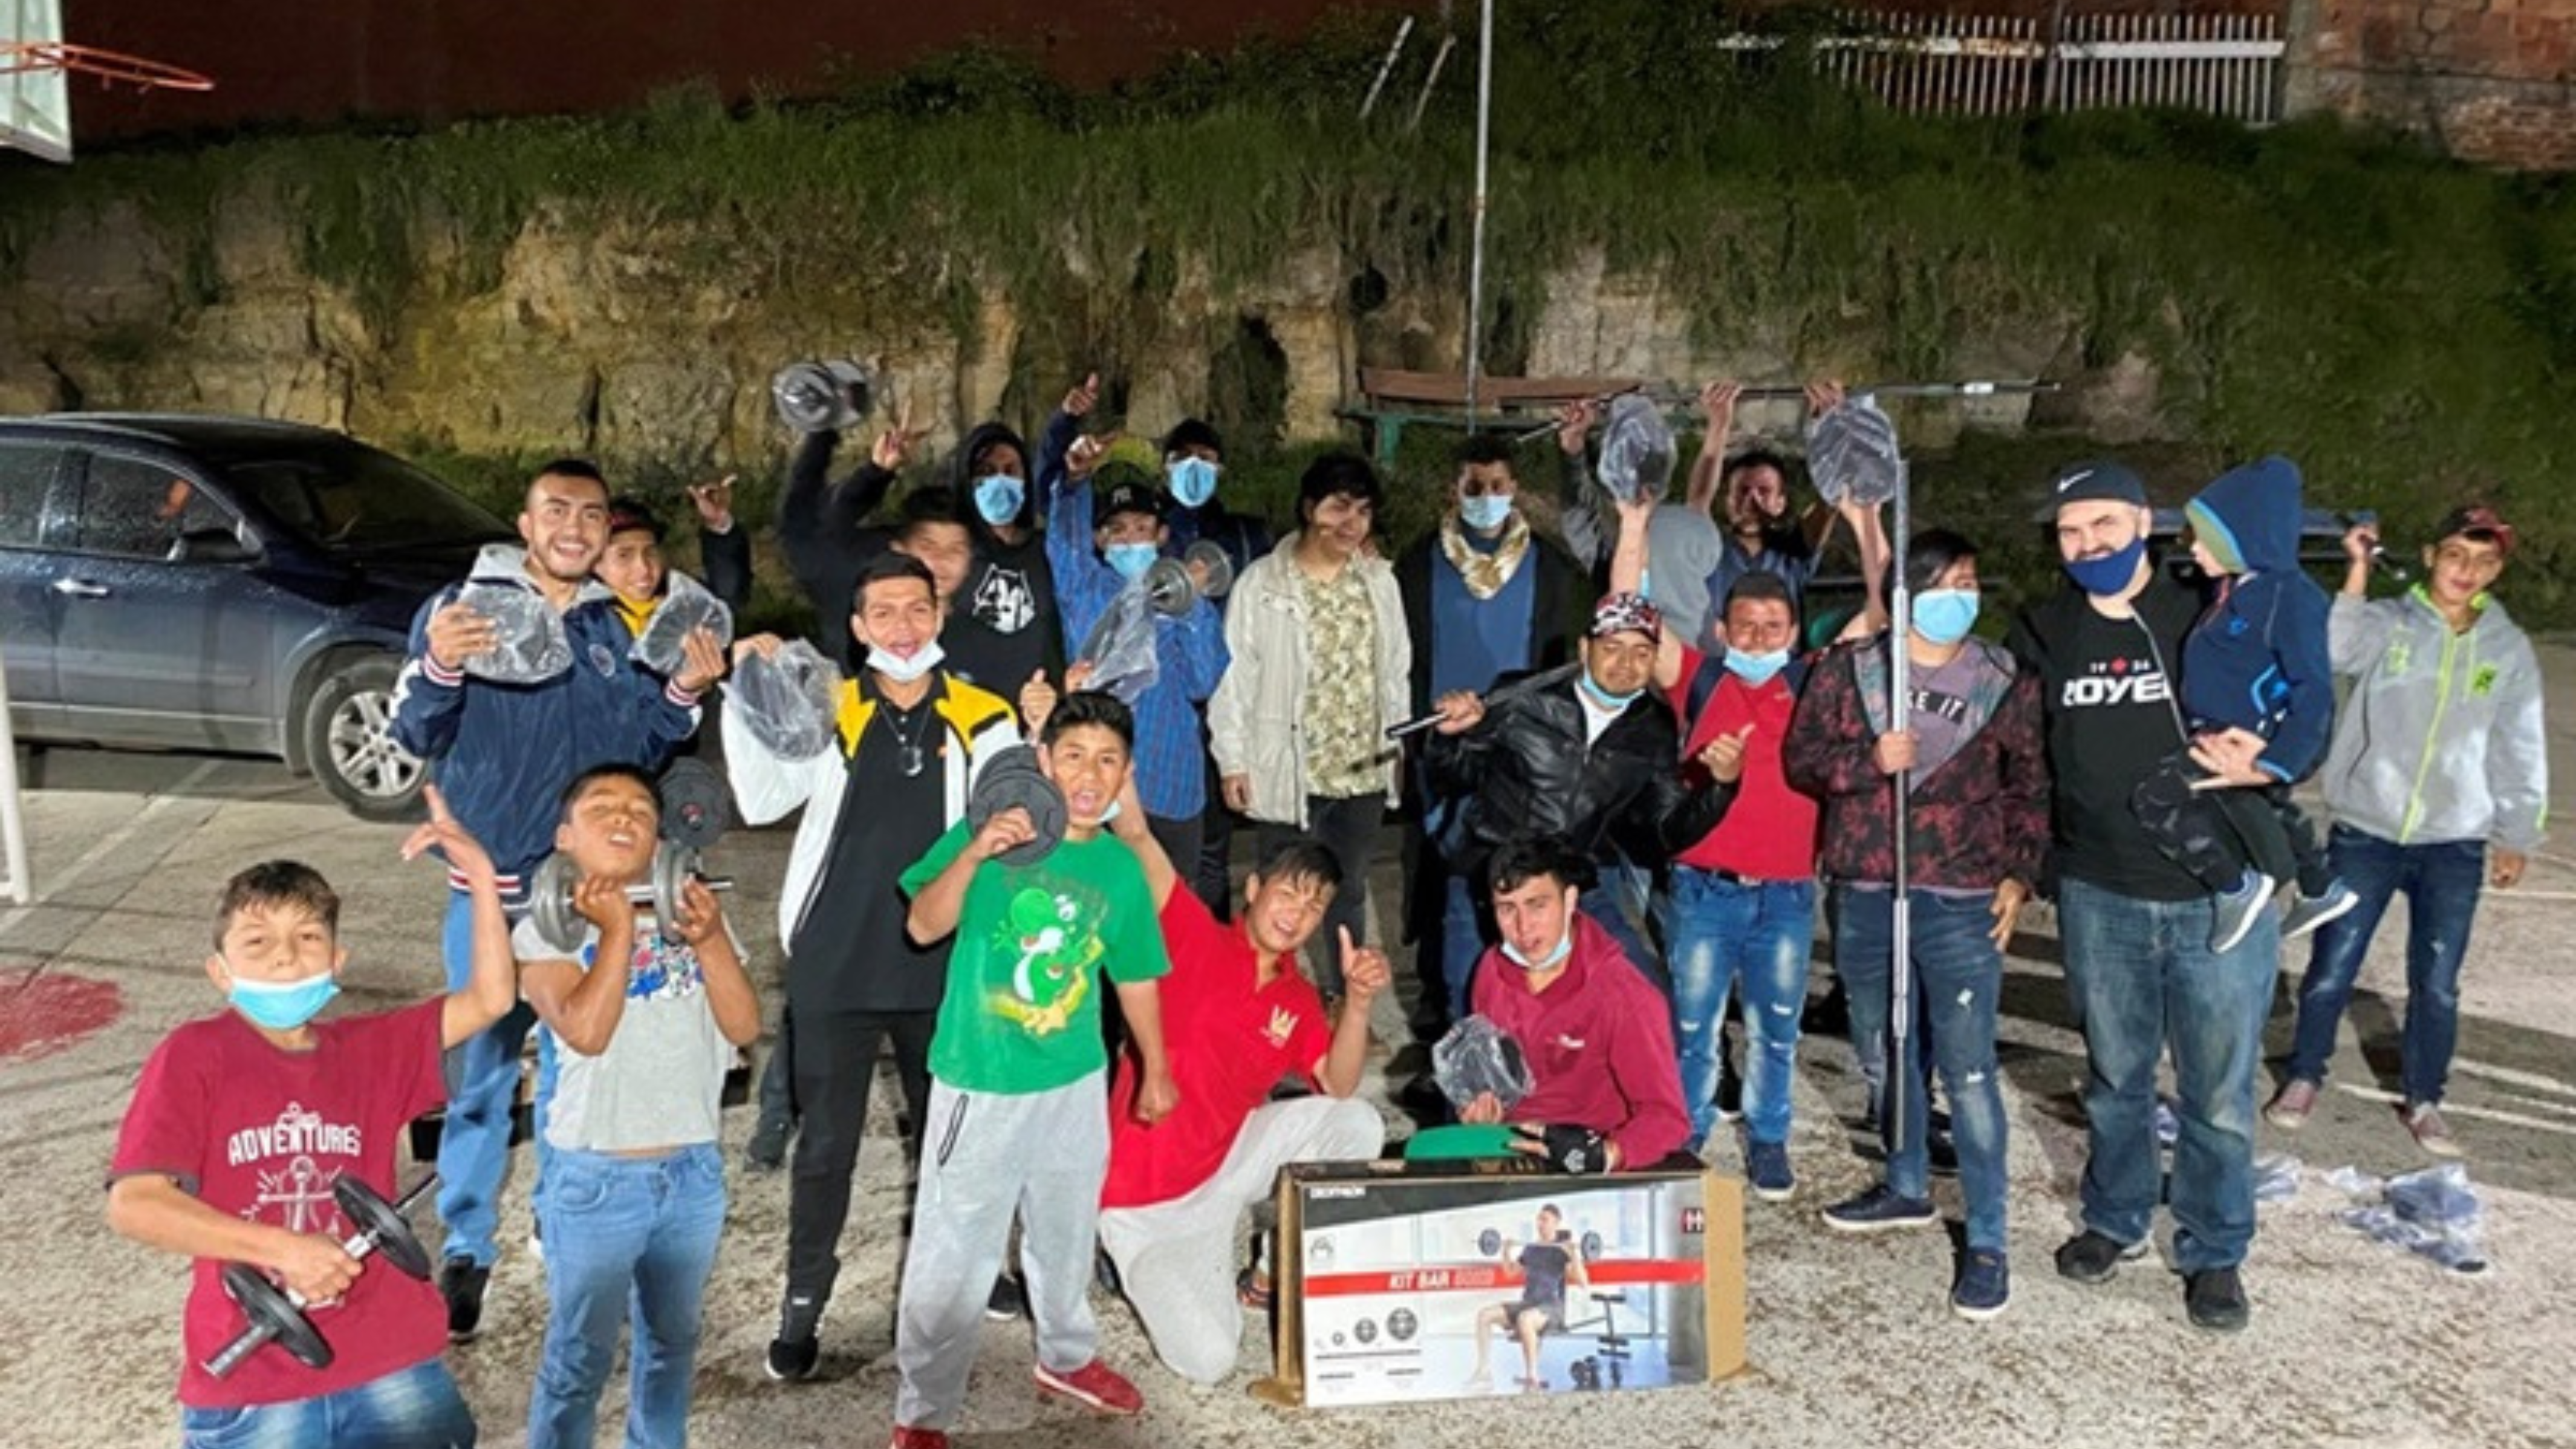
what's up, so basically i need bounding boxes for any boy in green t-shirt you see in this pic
[891,691,1177,1447]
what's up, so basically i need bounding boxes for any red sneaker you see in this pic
[888,1427,950,1449]
[1033,1358,1145,1416]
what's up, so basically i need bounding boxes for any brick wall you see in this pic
[2289,0,2576,168]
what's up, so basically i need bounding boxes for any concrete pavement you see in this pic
[6,646,2576,1448]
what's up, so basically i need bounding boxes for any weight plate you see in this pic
[333,1176,432,1281]
[1477,1227,1503,1257]
[529,854,585,955]
[657,757,733,853]
[221,1262,333,1370]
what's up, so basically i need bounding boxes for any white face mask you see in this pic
[1500,926,1573,972]
[867,641,945,684]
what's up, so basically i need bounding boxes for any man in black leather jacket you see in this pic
[1423,593,1738,1011]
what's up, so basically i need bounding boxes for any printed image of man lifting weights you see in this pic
[1466,1203,1587,1392]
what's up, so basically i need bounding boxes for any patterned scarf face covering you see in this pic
[1437,508,1534,599]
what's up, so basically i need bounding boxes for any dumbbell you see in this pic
[772,359,872,434]
[204,1174,437,1378]
[527,844,734,954]
[1137,541,1236,619]
[967,745,1067,868]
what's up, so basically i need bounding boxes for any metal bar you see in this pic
[1358,15,1414,119]
[1463,0,1494,430]
[1408,33,1456,133]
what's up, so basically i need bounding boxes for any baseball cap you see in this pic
[2047,460,2148,509]
[604,496,666,541]
[2433,504,2516,558]
[1097,478,1168,527]
[1589,591,1662,642]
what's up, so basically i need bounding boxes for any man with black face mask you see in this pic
[2006,460,2275,1335]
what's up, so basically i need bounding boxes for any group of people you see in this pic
[102,370,2546,1448]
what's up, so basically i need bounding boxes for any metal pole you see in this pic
[0,652,31,905]
[1463,0,1494,432]
[1886,415,1915,1166]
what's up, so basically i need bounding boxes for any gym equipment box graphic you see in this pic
[1260,1160,1745,1409]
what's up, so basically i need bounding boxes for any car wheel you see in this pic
[302,655,428,821]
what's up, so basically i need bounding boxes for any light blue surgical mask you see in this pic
[1723,648,1791,686]
[1168,456,1219,509]
[225,969,341,1032]
[1460,493,1514,532]
[1578,672,1642,712]
[2064,538,2147,596]
[973,473,1024,526]
[1105,542,1159,582]
[1501,928,1574,972]
[1912,588,1981,646]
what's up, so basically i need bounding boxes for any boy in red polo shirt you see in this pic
[1662,572,1820,1197]
[1608,496,1821,1197]
[1096,772,1387,1386]
[106,787,515,1449]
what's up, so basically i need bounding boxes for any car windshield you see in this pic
[216,443,510,553]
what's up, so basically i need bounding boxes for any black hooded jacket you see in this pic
[775,421,1062,689]
[1425,676,1737,878]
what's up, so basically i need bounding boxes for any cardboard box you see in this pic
[1257,1159,1745,1408]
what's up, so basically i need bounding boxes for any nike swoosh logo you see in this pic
[2056,469,2093,493]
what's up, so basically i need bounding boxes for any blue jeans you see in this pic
[1668,869,1815,1151]
[436,890,533,1266]
[2058,875,2277,1272]
[528,1144,727,1449]
[2286,824,2485,1105]
[180,1359,474,1448]
[1836,888,2010,1252]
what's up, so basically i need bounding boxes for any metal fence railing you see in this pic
[1717,11,2286,124]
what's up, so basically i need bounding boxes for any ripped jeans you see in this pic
[1835,887,2009,1253]
[1667,869,1815,1152]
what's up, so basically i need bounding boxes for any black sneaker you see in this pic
[1927,1130,1960,1179]
[766,1292,823,1381]
[745,1111,792,1173]
[986,1272,1027,1322]
[2053,1229,2148,1285]
[438,1257,490,1343]
[2184,1266,2249,1332]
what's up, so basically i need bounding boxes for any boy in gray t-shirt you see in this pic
[516,764,762,1449]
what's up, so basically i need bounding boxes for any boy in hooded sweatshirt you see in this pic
[2129,455,2344,953]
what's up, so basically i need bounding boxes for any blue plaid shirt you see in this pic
[1040,414,1229,819]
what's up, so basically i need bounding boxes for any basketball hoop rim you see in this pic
[0,41,215,91]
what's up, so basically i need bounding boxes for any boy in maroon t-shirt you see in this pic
[106,786,516,1448]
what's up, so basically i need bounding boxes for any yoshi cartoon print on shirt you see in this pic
[990,884,1105,1037]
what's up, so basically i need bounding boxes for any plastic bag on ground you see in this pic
[730,641,841,761]
[1806,393,1907,507]
[1596,394,1677,505]
[1431,1015,1534,1113]
[2253,1152,2303,1203]
[1074,583,1163,705]
[455,581,571,685]
[2329,1161,2489,1274]
[631,570,735,679]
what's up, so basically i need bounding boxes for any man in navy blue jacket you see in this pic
[391,458,722,1341]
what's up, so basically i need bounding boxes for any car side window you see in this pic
[0,443,62,548]
[74,452,236,559]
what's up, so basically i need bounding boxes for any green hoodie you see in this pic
[2320,588,2548,852]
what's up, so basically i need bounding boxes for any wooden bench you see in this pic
[1338,368,1650,468]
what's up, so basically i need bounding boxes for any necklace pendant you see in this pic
[902,744,926,778]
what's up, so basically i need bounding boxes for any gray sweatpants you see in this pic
[895,1072,1110,1430]
[1096,1095,1386,1386]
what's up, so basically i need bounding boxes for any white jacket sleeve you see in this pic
[2329,594,2400,676]
[2487,637,2550,853]
[720,692,823,826]
[1208,584,1259,778]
